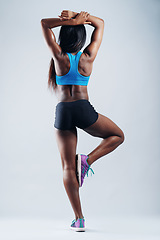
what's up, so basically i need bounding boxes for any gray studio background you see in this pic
[0,0,160,220]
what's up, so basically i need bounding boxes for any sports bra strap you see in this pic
[56,51,90,86]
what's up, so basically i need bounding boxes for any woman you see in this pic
[41,10,125,232]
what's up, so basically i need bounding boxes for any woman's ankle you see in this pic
[87,154,92,166]
[75,215,84,220]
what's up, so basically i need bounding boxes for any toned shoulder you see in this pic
[79,52,93,76]
[80,52,93,63]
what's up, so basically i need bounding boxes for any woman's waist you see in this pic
[57,95,89,103]
[56,85,89,103]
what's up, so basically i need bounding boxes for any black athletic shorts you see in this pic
[54,99,99,130]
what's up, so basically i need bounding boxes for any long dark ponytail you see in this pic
[48,58,56,91]
[48,24,86,92]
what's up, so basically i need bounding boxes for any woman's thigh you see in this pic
[54,127,78,169]
[83,113,124,139]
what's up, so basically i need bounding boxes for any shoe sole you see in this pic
[70,226,85,232]
[77,154,81,187]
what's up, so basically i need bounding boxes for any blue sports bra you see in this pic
[55,51,90,86]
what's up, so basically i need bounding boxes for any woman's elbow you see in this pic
[100,18,104,25]
[97,18,104,27]
[41,19,47,26]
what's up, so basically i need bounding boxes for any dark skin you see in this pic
[41,10,125,221]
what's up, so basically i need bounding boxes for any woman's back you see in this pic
[41,11,104,102]
[54,51,94,102]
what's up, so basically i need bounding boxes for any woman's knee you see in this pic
[108,128,125,144]
[62,156,76,171]
[103,126,125,144]
[63,164,75,171]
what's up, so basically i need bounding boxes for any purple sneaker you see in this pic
[76,154,94,187]
[70,218,85,232]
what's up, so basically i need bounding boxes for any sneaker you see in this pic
[70,218,85,232]
[76,154,94,187]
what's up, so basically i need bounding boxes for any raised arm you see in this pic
[41,12,91,58]
[41,10,103,60]
[80,12,104,62]
[41,11,90,28]
[59,10,104,62]
[84,18,104,61]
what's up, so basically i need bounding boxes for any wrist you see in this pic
[71,18,76,25]
[72,11,78,18]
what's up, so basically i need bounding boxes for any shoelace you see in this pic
[82,164,94,177]
[71,218,85,225]
[71,219,76,225]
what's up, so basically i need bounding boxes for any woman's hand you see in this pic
[74,11,91,25]
[58,10,74,20]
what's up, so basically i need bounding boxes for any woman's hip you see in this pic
[54,99,98,130]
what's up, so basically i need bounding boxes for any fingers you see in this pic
[80,11,90,18]
[59,10,71,20]
[59,13,68,17]
[58,10,90,23]
[59,16,69,19]
[58,16,69,21]
[84,21,92,24]
[58,12,69,20]
[62,13,68,17]
[60,10,69,16]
